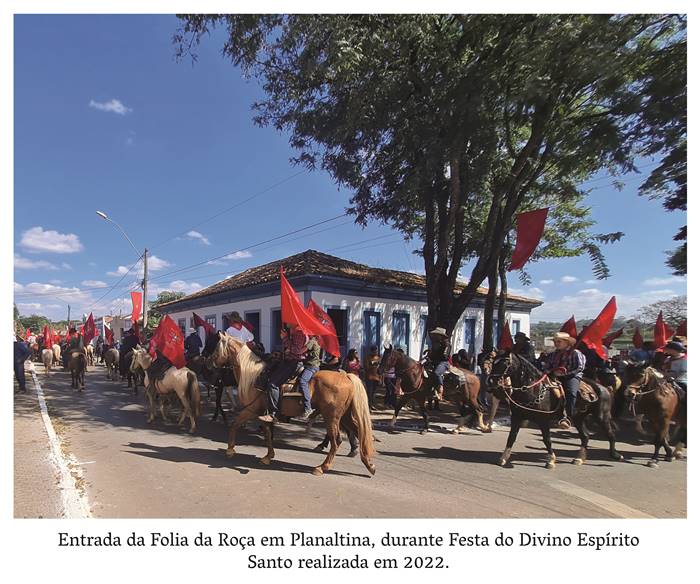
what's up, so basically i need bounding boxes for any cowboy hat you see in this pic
[514,331,530,341]
[552,332,576,345]
[429,327,448,337]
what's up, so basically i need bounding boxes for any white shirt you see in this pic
[226,325,254,343]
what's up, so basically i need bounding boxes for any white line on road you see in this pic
[550,480,654,518]
[30,368,92,518]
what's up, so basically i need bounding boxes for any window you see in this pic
[177,318,186,335]
[363,311,381,358]
[222,315,230,330]
[205,315,217,331]
[512,320,521,335]
[327,308,348,357]
[244,311,261,342]
[271,309,282,351]
[493,319,500,346]
[392,312,410,354]
[464,318,476,354]
[189,317,194,329]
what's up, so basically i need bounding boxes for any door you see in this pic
[363,310,381,358]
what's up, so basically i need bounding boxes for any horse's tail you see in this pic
[187,370,201,418]
[348,373,375,461]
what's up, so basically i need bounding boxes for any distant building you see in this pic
[158,250,542,359]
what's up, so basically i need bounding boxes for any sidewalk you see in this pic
[13,362,64,518]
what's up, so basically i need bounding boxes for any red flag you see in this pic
[24,328,31,341]
[498,321,514,350]
[105,327,114,346]
[632,327,644,349]
[508,208,549,271]
[83,313,96,344]
[43,324,50,344]
[79,324,84,334]
[306,299,341,358]
[676,319,687,337]
[603,328,624,348]
[560,315,577,338]
[280,268,337,341]
[654,311,674,349]
[132,321,142,344]
[131,291,143,324]
[65,329,71,342]
[193,313,216,336]
[579,297,617,359]
[149,315,185,369]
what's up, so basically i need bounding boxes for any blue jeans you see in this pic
[14,360,26,391]
[366,379,378,405]
[434,361,450,386]
[299,366,318,411]
[384,377,396,407]
[561,377,580,418]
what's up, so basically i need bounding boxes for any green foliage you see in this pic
[147,291,186,329]
[18,314,51,333]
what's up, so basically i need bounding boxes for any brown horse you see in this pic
[211,332,375,476]
[624,363,686,467]
[68,351,87,390]
[378,345,486,434]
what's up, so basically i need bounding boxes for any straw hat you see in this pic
[429,327,448,337]
[553,332,576,345]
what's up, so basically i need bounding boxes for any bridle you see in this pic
[490,353,562,414]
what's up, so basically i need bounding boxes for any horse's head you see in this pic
[130,345,150,372]
[623,361,651,401]
[378,343,396,377]
[487,352,515,399]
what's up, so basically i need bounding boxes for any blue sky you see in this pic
[13,14,686,324]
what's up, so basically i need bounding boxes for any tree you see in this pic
[18,313,51,333]
[147,291,186,329]
[635,296,687,328]
[175,15,685,335]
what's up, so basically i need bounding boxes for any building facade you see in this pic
[158,250,542,359]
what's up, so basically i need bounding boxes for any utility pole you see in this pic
[142,248,148,329]
[67,304,71,328]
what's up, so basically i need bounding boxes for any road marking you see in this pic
[30,369,92,518]
[550,480,654,518]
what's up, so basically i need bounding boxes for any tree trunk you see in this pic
[497,245,509,334]
[482,268,498,350]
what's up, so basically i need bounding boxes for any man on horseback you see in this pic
[259,324,307,423]
[513,332,537,363]
[119,328,138,380]
[663,341,687,401]
[225,311,254,343]
[184,328,203,360]
[63,327,84,368]
[427,328,451,402]
[542,332,586,428]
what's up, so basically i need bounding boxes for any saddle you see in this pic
[578,380,599,403]
[149,355,172,383]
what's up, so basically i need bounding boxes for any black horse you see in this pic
[490,352,623,468]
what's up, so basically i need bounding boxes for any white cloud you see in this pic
[49,279,62,285]
[89,262,97,267]
[560,276,579,283]
[223,251,252,260]
[539,279,553,285]
[61,262,72,270]
[89,98,132,115]
[148,280,203,297]
[17,303,42,312]
[642,276,686,287]
[578,288,601,295]
[186,231,211,246]
[107,255,172,276]
[81,280,107,288]
[14,254,58,270]
[20,226,84,254]
[585,279,598,284]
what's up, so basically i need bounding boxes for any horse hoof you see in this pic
[313,445,326,453]
[311,467,323,476]
[546,461,556,469]
[419,429,428,435]
[498,458,507,467]
[647,461,659,469]
[572,458,584,466]
[225,448,236,458]
[348,450,358,458]
[368,464,376,476]
[260,456,272,465]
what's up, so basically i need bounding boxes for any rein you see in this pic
[493,354,563,415]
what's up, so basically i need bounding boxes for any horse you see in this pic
[187,354,236,423]
[211,332,375,476]
[86,344,94,366]
[41,349,53,376]
[68,351,87,390]
[52,344,62,366]
[130,346,201,434]
[103,348,120,381]
[378,344,486,434]
[123,349,145,394]
[624,362,686,467]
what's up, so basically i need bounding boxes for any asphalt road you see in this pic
[15,363,687,518]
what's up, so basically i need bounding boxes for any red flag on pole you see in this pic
[83,313,96,344]
[632,327,644,349]
[131,291,143,324]
[25,328,31,341]
[193,312,216,336]
[280,268,337,341]
[498,321,514,350]
[65,329,71,342]
[306,299,341,357]
[654,311,674,349]
[105,327,114,346]
[603,328,624,348]
[508,208,549,271]
[676,319,687,337]
[149,315,185,369]
[43,324,50,344]
[579,297,617,359]
[560,315,577,338]
[132,321,142,344]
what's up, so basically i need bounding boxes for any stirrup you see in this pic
[557,417,571,430]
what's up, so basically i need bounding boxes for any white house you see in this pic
[157,249,542,359]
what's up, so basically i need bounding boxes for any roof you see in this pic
[157,249,543,309]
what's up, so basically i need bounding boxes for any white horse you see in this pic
[52,344,62,366]
[103,348,120,380]
[41,349,53,376]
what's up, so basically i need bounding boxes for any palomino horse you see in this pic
[624,362,686,467]
[52,344,62,366]
[211,332,375,476]
[104,348,120,381]
[41,349,53,376]
[130,346,201,433]
[68,351,87,390]
[378,345,486,434]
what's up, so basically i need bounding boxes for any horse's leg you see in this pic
[572,410,589,466]
[541,424,556,469]
[499,414,521,466]
[418,396,430,435]
[212,384,224,422]
[600,396,623,461]
[259,423,275,465]
[174,387,194,433]
[389,395,408,432]
[313,413,340,476]
[648,418,663,468]
[484,396,500,433]
[661,418,674,462]
[226,407,259,457]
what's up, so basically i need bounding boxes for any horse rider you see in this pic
[225,311,254,344]
[428,327,452,402]
[259,324,307,423]
[95,335,104,364]
[184,327,203,361]
[542,331,586,428]
[630,341,656,365]
[663,340,687,399]
[299,334,321,420]
[513,332,537,363]
[119,328,138,379]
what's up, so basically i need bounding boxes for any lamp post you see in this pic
[96,211,148,328]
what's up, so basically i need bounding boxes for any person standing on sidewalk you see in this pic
[14,334,31,393]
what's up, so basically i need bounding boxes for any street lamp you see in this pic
[96,210,149,328]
